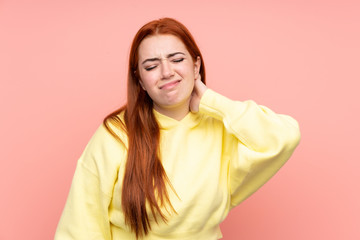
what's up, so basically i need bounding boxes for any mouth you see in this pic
[159,80,181,90]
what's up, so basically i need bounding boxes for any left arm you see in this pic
[191,77,301,208]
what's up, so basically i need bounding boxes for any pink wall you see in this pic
[1,0,359,239]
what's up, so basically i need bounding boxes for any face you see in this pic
[137,34,201,117]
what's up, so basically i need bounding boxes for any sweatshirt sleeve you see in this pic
[199,89,301,208]
[54,123,124,240]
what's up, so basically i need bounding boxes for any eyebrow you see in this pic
[141,52,185,65]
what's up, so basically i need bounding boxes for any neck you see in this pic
[153,102,190,121]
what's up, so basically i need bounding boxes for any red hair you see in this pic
[103,17,206,238]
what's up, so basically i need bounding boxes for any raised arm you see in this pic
[196,79,301,208]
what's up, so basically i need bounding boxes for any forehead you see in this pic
[138,34,189,59]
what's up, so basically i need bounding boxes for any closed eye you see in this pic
[145,65,157,71]
[173,58,184,63]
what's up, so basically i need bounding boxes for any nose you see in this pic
[161,59,174,79]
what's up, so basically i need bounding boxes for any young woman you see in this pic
[55,17,301,240]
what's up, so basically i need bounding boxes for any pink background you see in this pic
[1,0,359,239]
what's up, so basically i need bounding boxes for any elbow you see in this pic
[266,115,301,159]
[282,116,301,154]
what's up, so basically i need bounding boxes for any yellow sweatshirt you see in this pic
[55,89,301,240]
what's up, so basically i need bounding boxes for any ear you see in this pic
[194,56,201,78]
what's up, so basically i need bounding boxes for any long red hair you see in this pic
[103,17,206,238]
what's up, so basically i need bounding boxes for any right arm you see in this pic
[55,123,125,239]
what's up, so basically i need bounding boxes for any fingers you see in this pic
[194,75,203,93]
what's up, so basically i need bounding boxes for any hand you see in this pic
[190,74,208,113]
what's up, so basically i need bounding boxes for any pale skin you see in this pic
[189,75,208,113]
[137,34,208,121]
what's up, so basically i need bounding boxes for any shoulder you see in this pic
[79,112,128,165]
[196,111,225,132]
[100,111,128,147]
[78,113,128,174]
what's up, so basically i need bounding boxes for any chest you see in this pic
[159,125,227,202]
[109,121,231,233]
